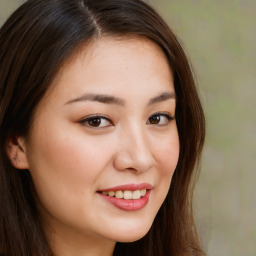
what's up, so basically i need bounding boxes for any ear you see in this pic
[6,136,29,170]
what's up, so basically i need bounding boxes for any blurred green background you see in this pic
[1,0,255,255]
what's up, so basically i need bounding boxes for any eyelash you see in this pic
[79,114,113,128]
[147,112,175,126]
[80,112,175,128]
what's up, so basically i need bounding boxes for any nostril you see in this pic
[113,135,155,172]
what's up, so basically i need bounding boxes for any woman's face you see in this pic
[23,37,179,248]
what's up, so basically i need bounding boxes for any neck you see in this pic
[51,236,115,256]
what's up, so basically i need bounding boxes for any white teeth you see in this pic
[101,189,147,199]
[140,189,146,196]
[108,191,115,197]
[124,190,133,199]
[132,190,141,199]
[115,191,123,198]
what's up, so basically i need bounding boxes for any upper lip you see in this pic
[98,183,153,192]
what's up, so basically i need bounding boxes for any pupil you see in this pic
[89,118,101,127]
[150,115,160,124]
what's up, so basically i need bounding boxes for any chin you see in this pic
[109,221,153,243]
[116,233,148,243]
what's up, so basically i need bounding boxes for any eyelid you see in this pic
[79,114,113,128]
[150,111,174,118]
[147,112,175,125]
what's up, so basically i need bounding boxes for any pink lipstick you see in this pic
[97,183,152,211]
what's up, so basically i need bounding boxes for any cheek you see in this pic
[26,127,115,204]
[26,129,117,230]
[151,130,179,200]
[154,133,180,176]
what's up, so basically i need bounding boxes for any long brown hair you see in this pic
[0,0,205,255]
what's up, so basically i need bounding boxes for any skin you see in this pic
[10,37,179,256]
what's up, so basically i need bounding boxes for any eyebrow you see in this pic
[147,92,176,105]
[65,93,125,106]
[65,92,175,106]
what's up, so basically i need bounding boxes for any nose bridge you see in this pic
[114,122,155,172]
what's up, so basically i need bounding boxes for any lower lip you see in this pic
[98,190,151,211]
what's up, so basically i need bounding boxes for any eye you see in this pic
[147,113,174,126]
[80,115,112,128]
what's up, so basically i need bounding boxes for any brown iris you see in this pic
[149,115,160,124]
[88,118,102,127]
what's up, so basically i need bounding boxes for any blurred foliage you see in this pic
[1,0,255,255]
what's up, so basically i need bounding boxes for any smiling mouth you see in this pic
[97,184,152,211]
[99,189,147,200]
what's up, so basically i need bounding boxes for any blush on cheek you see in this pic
[41,135,111,188]
[155,142,179,175]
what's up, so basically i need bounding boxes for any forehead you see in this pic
[44,36,174,103]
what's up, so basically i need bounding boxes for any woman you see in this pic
[0,0,205,255]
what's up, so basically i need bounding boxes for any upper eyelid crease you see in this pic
[80,113,174,123]
[150,112,175,118]
[80,115,111,122]
[64,92,175,106]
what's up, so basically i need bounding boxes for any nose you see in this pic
[113,126,155,173]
